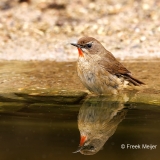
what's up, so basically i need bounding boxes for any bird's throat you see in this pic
[77,48,84,57]
[80,136,86,146]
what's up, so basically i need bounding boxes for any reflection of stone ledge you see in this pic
[1,89,160,106]
[128,91,160,108]
[0,89,87,114]
[0,89,160,115]
[0,89,87,104]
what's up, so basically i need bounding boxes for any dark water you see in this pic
[0,97,160,160]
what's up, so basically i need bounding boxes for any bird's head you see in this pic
[73,135,104,155]
[71,36,105,57]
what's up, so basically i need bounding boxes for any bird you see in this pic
[71,36,145,95]
[73,96,127,155]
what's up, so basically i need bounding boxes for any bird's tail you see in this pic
[126,75,145,86]
[123,74,145,86]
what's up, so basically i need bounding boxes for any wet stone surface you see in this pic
[0,60,160,106]
[0,60,88,104]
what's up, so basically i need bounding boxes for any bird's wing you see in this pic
[98,51,145,86]
[98,51,131,75]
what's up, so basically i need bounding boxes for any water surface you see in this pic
[0,97,159,160]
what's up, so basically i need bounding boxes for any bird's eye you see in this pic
[89,145,95,150]
[86,43,92,48]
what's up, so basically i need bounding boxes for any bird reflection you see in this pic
[74,95,129,155]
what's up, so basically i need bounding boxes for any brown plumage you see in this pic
[71,36,145,95]
[98,49,144,85]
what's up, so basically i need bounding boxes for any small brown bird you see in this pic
[71,37,145,95]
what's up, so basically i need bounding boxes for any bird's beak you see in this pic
[73,135,87,153]
[70,43,82,48]
[71,43,84,57]
[72,146,83,153]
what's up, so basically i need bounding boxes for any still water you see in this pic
[0,96,159,160]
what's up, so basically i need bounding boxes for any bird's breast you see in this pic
[77,58,96,84]
[77,56,124,94]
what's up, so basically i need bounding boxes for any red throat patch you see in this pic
[80,136,86,146]
[77,48,84,57]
